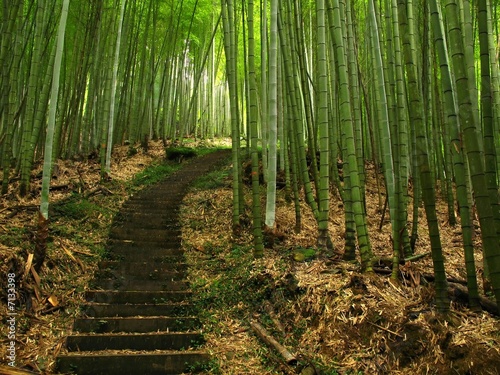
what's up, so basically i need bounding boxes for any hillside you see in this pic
[1,141,499,374]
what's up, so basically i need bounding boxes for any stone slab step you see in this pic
[92,278,188,291]
[114,211,176,220]
[109,228,180,241]
[97,258,185,269]
[95,268,185,281]
[113,221,180,231]
[65,332,204,351]
[118,205,180,213]
[121,199,181,207]
[106,239,181,249]
[102,247,184,261]
[97,260,187,272]
[85,291,192,304]
[73,316,200,333]
[83,302,194,317]
[56,351,209,375]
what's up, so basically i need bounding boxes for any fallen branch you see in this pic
[250,320,297,365]
[448,282,499,316]
[49,183,70,191]
[422,273,468,286]
[374,268,472,288]
[1,205,38,220]
[367,321,403,338]
[84,185,114,198]
[59,240,86,272]
[263,301,286,336]
[373,252,430,268]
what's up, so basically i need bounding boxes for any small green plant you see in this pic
[165,147,198,162]
[52,197,104,220]
[0,226,29,247]
[130,163,179,188]
[293,247,317,262]
[184,358,221,374]
[192,168,230,190]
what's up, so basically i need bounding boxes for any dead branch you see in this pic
[1,205,38,220]
[84,185,114,198]
[250,320,297,366]
[49,184,70,191]
[373,252,430,268]
[59,240,86,272]
[263,301,286,336]
[367,321,403,338]
[373,268,471,290]
[448,282,499,316]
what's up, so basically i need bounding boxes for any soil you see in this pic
[1,140,500,374]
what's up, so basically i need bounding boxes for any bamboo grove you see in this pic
[1,0,500,315]
[219,0,500,315]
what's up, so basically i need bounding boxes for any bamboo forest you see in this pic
[2,0,500,374]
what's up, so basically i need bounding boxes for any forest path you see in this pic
[56,149,231,375]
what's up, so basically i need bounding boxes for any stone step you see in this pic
[106,239,181,250]
[106,244,182,254]
[119,205,180,214]
[122,198,182,206]
[91,278,188,291]
[112,220,179,230]
[95,268,186,281]
[97,260,188,272]
[56,351,209,375]
[65,332,204,351]
[99,253,185,265]
[82,302,194,317]
[85,290,191,304]
[54,151,231,374]
[109,228,180,242]
[114,211,175,220]
[73,316,200,333]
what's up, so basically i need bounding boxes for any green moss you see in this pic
[130,163,180,188]
[165,147,198,161]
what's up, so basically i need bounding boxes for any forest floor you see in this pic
[180,157,500,374]
[1,140,500,374]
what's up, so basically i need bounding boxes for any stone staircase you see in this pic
[56,150,230,375]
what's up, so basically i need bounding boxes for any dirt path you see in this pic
[56,150,231,375]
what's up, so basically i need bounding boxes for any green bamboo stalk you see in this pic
[328,0,372,270]
[430,0,480,310]
[399,0,449,313]
[444,0,500,308]
[265,0,278,229]
[247,0,264,257]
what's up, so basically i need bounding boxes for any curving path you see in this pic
[56,149,230,375]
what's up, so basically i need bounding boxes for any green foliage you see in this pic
[52,197,106,220]
[191,167,230,190]
[184,358,221,374]
[292,247,317,262]
[165,147,198,161]
[191,244,270,318]
[0,226,29,248]
[130,163,180,188]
